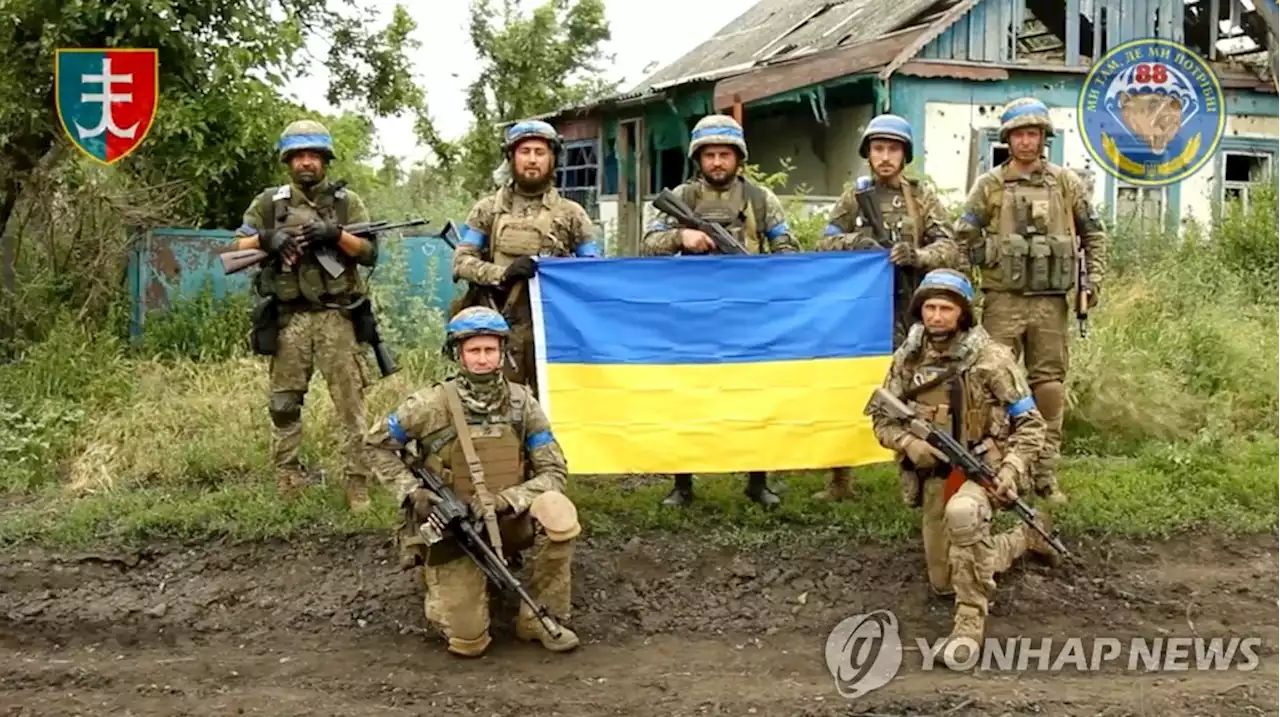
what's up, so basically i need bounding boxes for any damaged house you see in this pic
[526,0,1278,255]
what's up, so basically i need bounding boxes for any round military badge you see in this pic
[1078,38,1225,186]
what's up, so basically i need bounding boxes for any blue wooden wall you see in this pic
[127,228,461,340]
[918,0,1191,67]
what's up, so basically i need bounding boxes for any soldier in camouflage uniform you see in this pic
[955,98,1108,506]
[641,113,800,510]
[230,119,377,511]
[814,114,964,503]
[866,269,1059,666]
[364,306,581,658]
[452,120,603,399]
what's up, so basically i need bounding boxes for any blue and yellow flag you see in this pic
[529,252,897,474]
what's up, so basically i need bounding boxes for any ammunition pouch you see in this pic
[981,233,1075,295]
[250,296,281,356]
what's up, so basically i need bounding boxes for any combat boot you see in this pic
[516,604,579,652]
[661,474,694,507]
[942,604,986,669]
[1036,481,1069,506]
[276,468,310,500]
[1023,514,1062,568]
[345,475,371,513]
[744,471,781,509]
[811,467,852,502]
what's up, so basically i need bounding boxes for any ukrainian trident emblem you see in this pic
[55,48,159,165]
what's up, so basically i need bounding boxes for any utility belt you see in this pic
[249,293,365,356]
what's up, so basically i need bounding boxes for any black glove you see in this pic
[502,256,537,286]
[301,219,342,247]
[261,228,300,256]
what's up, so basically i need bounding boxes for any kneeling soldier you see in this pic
[364,306,581,657]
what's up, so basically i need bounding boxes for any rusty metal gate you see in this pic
[126,227,460,340]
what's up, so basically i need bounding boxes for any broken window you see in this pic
[651,148,686,194]
[1221,151,1274,209]
[1115,183,1166,234]
[558,140,600,219]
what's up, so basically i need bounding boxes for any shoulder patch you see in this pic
[272,185,291,201]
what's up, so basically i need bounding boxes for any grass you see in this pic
[1,179,1275,552]
[0,434,1274,550]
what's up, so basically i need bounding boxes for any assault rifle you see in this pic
[651,189,748,255]
[853,181,894,250]
[410,465,565,640]
[1075,249,1091,338]
[854,180,918,316]
[869,387,1072,559]
[220,218,432,276]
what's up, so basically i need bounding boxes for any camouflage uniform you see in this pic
[452,120,603,399]
[867,269,1058,662]
[641,114,797,509]
[364,307,580,658]
[955,98,1107,504]
[232,119,377,510]
[816,114,965,502]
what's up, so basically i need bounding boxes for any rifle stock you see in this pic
[652,189,749,255]
[870,387,1072,559]
[409,465,565,639]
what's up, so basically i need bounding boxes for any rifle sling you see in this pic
[442,382,507,562]
[899,364,961,402]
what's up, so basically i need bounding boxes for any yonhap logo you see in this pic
[824,610,904,699]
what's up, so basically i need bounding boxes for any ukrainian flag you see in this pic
[529,252,897,475]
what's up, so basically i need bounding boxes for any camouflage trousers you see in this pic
[422,529,574,656]
[981,292,1068,493]
[268,309,371,490]
[944,480,1027,617]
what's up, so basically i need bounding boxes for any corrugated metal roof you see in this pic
[630,0,955,93]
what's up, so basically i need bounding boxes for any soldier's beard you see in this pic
[291,168,323,188]
[513,167,552,193]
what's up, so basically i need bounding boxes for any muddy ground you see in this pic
[0,529,1275,716]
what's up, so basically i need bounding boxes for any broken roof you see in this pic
[630,0,951,93]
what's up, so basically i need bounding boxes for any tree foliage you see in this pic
[0,0,426,345]
[454,0,618,194]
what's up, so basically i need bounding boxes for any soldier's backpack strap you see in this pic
[333,184,350,225]
[742,179,769,252]
[265,184,291,232]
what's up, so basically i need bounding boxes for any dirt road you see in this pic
[1,531,1275,716]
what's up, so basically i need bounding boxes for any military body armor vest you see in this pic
[865,180,924,246]
[422,382,535,565]
[974,165,1078,295]
[254,183,364,305]
[904,353,1003,474]
[491,192,556,270]
[678,177,769,253]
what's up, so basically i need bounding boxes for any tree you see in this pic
[0,0,430,308]
[455,0,618,195]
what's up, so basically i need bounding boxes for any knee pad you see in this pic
[530,491,580,542]
[268,390,304,427]
[1032,381,1065,422]
[944,493,991,547]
